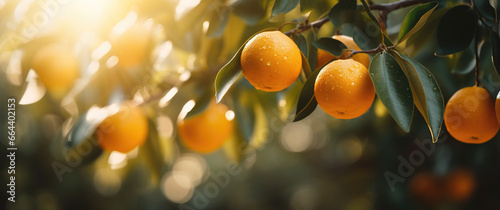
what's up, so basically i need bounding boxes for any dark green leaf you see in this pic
[292,33,308,57]
[300,0,330,13]
[271,0,300,18]
[207,8,230,38]
[329,0,357,28]
[301,50,312,78]
[307,30,318,71]
[233,92,255,143]
[397,2,438,44]
[184,92,212,119]
[390,50,444,143]
[215,28,276,102]
[359,0,381,29]
[313,37,347,57]
[479,40,500,96]
[339,12,383,50]
[436,5,475,56]
[491,32,500,74]
[451,42,475,74]
[369,52,413,132]
[231,0,267,25]
[405,7,451,56]
[294,68,322,122]
[474,0,496,24]
[65,107,108,165]
[67,107,109,148]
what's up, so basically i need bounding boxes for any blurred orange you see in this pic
[178,101,234,153]
[97,102,149,153]
[31,43,80,90]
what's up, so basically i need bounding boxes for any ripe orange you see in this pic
[314,59,375,119]
[240,31,302,92]
[31,43,79,90]
[110,24,151,68]
[444,168,475,202]
[178,101,234,153]
[495,91,500,125]
[96,102,149,153]
[316,35,370,69]
[444,86,499,143]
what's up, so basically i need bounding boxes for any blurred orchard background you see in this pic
[1,0,500,209]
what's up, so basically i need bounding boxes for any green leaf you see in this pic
[390,50,444,143]
[451,42,475,74]
[329,0,357,28]
[207,7,230,38]
[369,52,413,132]
[479,40,500,96]
[313,37,347,57]
[338,12,383,50]
[233,91,255,143]
[307,30,318,71]
[248,101,268,149]
[397,2,438,44]
[301,50,312,78]
[184,92,212,119]
[65,107,108,165]
[271,0,300,18]
[405,7,451,56]
[231,0,267,25]
[215,28,276,103]
[233,91,268,148]
[292,33,308,57]
[293,68,322,122]
[436,5,475,56]
[474,0,496,24]
[491,32,500,74]
[359,0,381,29]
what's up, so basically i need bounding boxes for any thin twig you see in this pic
[284,0,434,36]
[347,44,394,58]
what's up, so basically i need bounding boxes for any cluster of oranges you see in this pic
[408,168,475,204]
[241,30,499,145]
[241,31,375,120]
[32,28,499,155]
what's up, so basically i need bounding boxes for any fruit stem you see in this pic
[348,44,394,58]
[471,1,480,86]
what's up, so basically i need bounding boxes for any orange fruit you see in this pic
[96,102,149,153]
[314,59,375,119]
[316,49,334,69]
[240,31,302,92]
[495,90,500,124]
[110,24,151,68]
[444,168,475,202]
[31,43,79,90]
[316,35,370,69]
[408,171,441,204]
[444,86,499,143]
[178,101,234,153]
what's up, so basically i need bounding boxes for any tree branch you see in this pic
[283,0,434,36]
